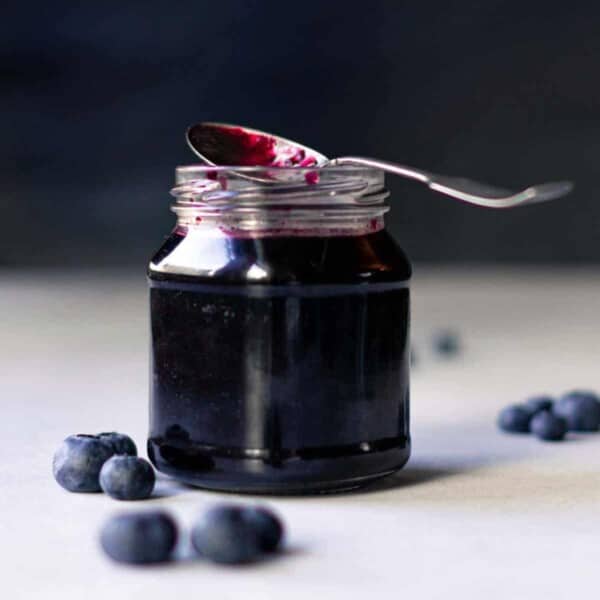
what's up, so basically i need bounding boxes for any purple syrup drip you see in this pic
[305,171,319,185]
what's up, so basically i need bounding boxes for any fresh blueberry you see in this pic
[97,432,137,456]
[530,411,567,441]
[244,506,284,553]
[100,511,177,564]
[525,395,554,415]
[497,405,531,434]
[53,434,115,492]
[191,505,263,564]
[433,330,460,356]
[99,456,155,500]
[553,390,600,432]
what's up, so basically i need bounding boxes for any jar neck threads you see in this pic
[170,166,389,236]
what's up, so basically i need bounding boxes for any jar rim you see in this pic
[175,164,381,180]
[172,164,387,204]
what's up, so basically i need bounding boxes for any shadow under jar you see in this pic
[147,166,411,494]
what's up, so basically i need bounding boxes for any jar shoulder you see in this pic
[148,227,411,284]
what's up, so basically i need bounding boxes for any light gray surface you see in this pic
[2,268,600,599]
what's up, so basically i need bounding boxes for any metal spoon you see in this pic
[187,122,573,208]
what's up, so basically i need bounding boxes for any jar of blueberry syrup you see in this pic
[147,165,411,493]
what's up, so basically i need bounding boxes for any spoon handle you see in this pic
[330,156,431,183]
[329,156,573,207]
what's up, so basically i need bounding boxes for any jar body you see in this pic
[147,225,411,493]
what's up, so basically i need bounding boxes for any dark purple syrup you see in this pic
[147,230,411,493]
[188,123,319,167]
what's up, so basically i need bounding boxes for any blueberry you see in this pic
[53,434,115,492]
[244,506,284,552]
[99,456,155,500]
[525,395,554,415]
[100,511,177,564]
[97,432,137,456]
[191,505,263,564]
[530,412,567,441]
[553,390,600,432]
[497,405,531,433]
[433,330,460,356]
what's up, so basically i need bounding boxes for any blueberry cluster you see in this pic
[52,432,155,500]
[498,390,600,442]
[100,505,284,565]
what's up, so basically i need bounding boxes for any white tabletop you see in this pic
[3,268,600,600]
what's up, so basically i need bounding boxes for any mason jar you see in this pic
[147,165,411,493]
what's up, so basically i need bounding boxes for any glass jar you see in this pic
[147,166,411,493]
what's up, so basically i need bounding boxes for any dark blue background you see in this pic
[3,1,598,265]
